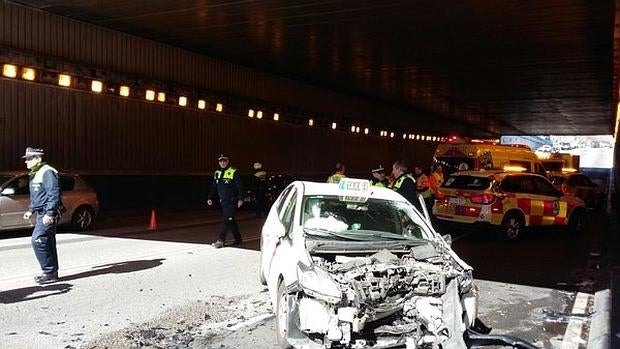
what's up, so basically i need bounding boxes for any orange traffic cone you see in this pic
[148,209,159,231]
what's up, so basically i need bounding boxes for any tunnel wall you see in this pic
[0,1,445,177]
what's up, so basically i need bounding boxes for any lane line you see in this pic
[561,292,592,349]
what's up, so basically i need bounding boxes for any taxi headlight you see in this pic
[297,263,342,304]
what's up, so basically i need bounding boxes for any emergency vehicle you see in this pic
[434,139,547,176]
[432,171,586,240]
[536,152,580,172]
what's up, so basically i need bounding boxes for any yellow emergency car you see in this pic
[432,171,586,240]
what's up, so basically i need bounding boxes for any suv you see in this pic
[0,172,99,232]
[433,171,586,240]
[550,171,607,211]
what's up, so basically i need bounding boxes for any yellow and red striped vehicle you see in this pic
[432,170,586,240]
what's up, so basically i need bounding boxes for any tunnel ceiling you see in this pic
[13,0,617,136]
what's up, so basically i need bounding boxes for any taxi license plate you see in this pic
[449,197,466,206]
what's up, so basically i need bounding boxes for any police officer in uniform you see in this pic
[21,147,63,284]
[370,165,389,187]
[391,160,425,213]
[327,162,346,183]
[208,154,244,248]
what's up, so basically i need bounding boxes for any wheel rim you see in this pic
[506,217,520,239]
[76,209,92,229]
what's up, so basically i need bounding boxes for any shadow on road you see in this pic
[0,283,73,304]
[60,258,166,282]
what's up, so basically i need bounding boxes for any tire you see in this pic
[567,209,586,235]
[71,206,95,231]
[275,281,293,348]
[499,212,524,241]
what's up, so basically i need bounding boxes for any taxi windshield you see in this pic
[301,195,434,241]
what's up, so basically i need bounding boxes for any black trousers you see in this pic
[32,213,59,274]
[217,199,241,242]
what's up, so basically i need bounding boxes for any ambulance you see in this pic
[433,138,548,176]
[536,152,580,173]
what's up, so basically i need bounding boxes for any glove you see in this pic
[42,214,55,226]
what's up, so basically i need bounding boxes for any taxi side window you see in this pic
[533,177,560,196]
[281,190,297,234]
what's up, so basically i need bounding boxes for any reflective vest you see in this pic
[371,179,387,187]
[327,172,346,184]
[214,167,237,184]
[392,173,416,189]
[254,170,267,180]
[416,174,432,199]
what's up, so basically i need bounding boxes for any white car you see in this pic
[0,172,99,232]
[259,178,483,348]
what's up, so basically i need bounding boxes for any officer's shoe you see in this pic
[34,272,59,284]
[232,239,243,246]
[212,240,224,249]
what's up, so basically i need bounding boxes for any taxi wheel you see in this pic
[275,281,293,348]
[71,206,95,231]
[499,212,524,241]
[568,209,587,235]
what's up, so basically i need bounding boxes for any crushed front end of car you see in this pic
[282,242,536,349]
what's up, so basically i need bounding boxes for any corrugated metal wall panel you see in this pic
[0,1,455,132]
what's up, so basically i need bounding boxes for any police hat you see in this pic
[371,165,385,173]
[21,147,44,159]
[217,153,229,161]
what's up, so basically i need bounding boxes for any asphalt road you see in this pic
[0,208,605,348]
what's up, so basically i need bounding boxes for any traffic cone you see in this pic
[148,209,159,231]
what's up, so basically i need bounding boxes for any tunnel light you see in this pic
[119,85,130,97]
[356,126,360,133]
[351,125,356,132]
[58,74,71,87]
[216,103,223,112]
[248,109,255,117]
[2,64,17,78]
[308,119,314,126]
[157,92,166,102]
[273,113,279,121]
[21,67,36,81]
[403,133,407,139]
[91,80,103,93]
[145,89,155,101]
[364,128,369,135]
[197,99,206,109]
[178,96,187,107]
[390,132,394,138]
[331,122,337,130]
[257,110,263,119]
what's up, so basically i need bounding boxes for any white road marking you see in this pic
[561,292,592,349]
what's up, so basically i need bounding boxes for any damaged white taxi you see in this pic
[259,178,536,349]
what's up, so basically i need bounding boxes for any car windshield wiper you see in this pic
[303,228,368,241]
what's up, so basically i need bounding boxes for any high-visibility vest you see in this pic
[392,174,415,189]
[416,174,432,199]
[214,167,237,184]
[327,172,346,184]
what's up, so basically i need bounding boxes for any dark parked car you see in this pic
[241,174,294,211]
[550,171,607,211]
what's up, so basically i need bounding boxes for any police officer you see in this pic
[391,160,425,213]
[207,154,244,248]
[370,165,389,187]
[327,162,346,183]
[252,162,268,217]
[21,147,63,284]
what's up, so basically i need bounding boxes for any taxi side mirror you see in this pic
[1,187,15,196]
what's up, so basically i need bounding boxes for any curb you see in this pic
[587,289,610,349]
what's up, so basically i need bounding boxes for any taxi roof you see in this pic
[295,180,407,202]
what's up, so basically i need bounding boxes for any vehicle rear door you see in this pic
[531,176,564,225]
